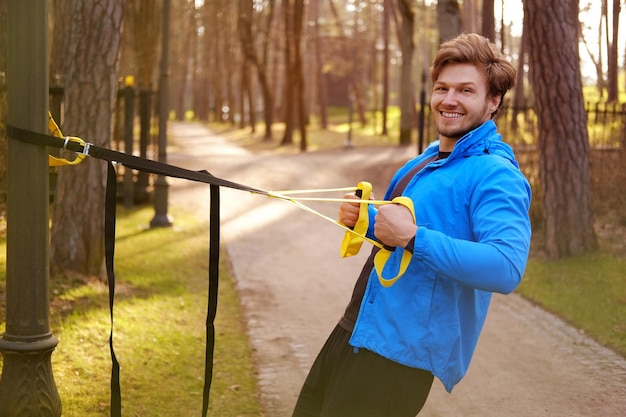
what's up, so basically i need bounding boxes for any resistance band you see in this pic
[7,120,416,416]
[268,184,415,287]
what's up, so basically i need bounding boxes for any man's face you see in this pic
[431,63,500,149]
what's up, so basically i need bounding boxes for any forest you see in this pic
[0,0,625,276]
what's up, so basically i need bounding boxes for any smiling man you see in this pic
[292,33,532,417]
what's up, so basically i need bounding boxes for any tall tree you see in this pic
[397,0,415,146]
[238,0,276,139]
[606,0,621,101]
[293,0,307,151]
[437,0,460,44]
[461,0,479,33]
[310,0,328,130]
[281,0,295,146]
[511,24,528,131]
[381,0,392,136]
[327,0,368,127]
[130,0,161,88]
[280,0,307,149]
[523,0,597,258]
[579,3,607,96]
[49,0,124,277]
[170,0,197,120]
[481,0,495,41]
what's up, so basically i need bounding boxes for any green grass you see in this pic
[0,206,263,417]
[518,253,626,355]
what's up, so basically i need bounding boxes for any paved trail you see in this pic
[168,122,626,417]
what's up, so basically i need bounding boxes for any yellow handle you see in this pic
[339,181,372,258]
[373,196,415,287]
[47,112,87,166]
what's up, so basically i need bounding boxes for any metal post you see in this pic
[123,76,135,208]
[135,87,151,204]
[344,47,356,149]
[0,1,62,416]
[417,70,426,154]
[150,0,172,228]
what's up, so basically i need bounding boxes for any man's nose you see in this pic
[441,89,459,105]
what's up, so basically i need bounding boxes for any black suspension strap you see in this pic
[202,182,220,416]
[8,124,256,417]
[105,162,122,417]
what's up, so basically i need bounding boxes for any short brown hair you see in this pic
[430,33,516,102]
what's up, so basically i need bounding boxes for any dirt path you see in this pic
[168,122,626,417]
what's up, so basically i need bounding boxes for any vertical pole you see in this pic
[417,70,426,154]
[150,0,172,228]
[123,77,135,208]
[0,1,62,416]
[135,86,151,203]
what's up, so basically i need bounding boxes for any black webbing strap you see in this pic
[105,162,122,417]
[202,182,220,416]
[8,124,253,417]
[7,125,268,195]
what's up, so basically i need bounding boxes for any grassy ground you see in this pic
[0,206,263,417]
[520,253,626,355]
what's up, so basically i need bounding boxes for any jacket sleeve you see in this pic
[412,165,532,294]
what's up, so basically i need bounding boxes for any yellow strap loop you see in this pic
[47,112,87,166]
[339,181,372,258]
[373,196,416,287]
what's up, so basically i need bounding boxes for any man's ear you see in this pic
[491,94,502,113]
[489,94,503,116]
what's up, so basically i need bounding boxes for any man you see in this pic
[291,33,532,417]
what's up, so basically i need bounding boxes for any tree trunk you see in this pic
[311,0,328,130]
[606,0,620,102]
[130,0,160,88]
[281,0,294,146]
[382,0,391,136]
[511,24,527,131]
[437,0,461,44]
[293,0,307,151]
[238,0,275,139]
[50,0,124,277]
[397,0,415,146]
[481,0,495,42]
[524,0,597,258]
[462,0,478,33]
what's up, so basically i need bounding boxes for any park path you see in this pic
[167,122,626,417]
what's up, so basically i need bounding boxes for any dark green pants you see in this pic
[292,324,434,417]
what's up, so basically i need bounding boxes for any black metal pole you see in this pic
[135,87,151,203]
[123,77,135,208]
[150,0,172,228]
[418,70,426,154]
[0,1,62,415]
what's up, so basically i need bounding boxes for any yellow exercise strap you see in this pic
[47,112,87,167]
[372,196,415,287]
[339,181,372,258]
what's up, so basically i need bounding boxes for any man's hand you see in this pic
[338,193,361,228]
[374,203,417,248]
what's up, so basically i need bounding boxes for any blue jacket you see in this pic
[349,120,532,392]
